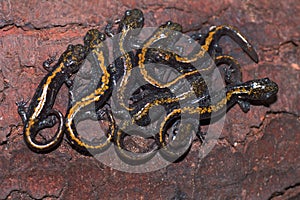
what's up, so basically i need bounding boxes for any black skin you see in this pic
[134,23,259,116]
[16,44,87,152]
[104,11,275,164]
[102,10,276,162]
[139,24,258,79]
[129,83,180,126]
[69,29,110,105]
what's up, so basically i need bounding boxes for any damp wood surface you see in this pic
[0,0,299,199]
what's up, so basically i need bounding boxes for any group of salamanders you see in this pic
[17,9,278,163]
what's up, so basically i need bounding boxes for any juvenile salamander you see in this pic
[107,8,145,113]
[158,78,278,160]
[64,29,116,153]
[17,44,86,152]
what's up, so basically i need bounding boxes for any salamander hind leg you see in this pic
[215,55,242,85]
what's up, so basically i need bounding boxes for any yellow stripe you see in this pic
[158,85,252,145]
[25,63,64,139]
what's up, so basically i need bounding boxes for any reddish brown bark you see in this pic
[0,0,299,199]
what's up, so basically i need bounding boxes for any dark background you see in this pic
[0,0,299,199]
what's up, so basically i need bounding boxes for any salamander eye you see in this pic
[138,17,144,23]
[67,44,74,51]
[166,21,173,26]
[263,78,270,83]
[125,10,131,16]
[65,57,75,67]
[99,33,106,41]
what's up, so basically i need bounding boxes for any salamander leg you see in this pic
[16,99,29,123]
[214,55,251,111]
[215,55,242,85]
[43,54,57,71]
[105,19,121,37]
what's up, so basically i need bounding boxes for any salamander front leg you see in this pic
[16,99,29,123]
[190,32,206,44]
[105,19,121,37]
[43,54,57,71]
[237,100,251,113]
[195,126,207,143]
[214,55,251,111]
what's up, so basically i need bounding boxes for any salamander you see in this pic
[107,8,145,114]
[64,29,116,154]
[157,78,278,160]
[17,44,86,152]
[112,16,277,163]
[131,23,257,124]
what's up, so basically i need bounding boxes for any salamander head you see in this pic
[83,29,106,50]
[61,44,87,73]
[241,78,278,101]
[159,21,182,32]
[118,9,144,32]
